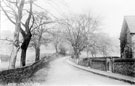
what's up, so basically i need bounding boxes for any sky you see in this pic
[1,0,135,38]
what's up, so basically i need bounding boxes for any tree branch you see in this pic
[30,14,35,30]
[20,27,26,37]
[31,21,55,31]
[1,6,16,25]
[25,0,33,32]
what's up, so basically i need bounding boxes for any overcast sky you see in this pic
[1,0,135,38]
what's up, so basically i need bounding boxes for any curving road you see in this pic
[43,57,131,85]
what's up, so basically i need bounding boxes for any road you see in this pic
[42,57,130,85]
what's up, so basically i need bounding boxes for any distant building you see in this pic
[120,16,135,58]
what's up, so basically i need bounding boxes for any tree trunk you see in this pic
[2,0,25,69]
[73,48,80,59]
[91,53,94,57]
[9,46,19,69]
[35,33,42,62]
[35,46,40,61]
[87,50,89,58]
[76,52,79,58]
[21,48,26,66]
[55,44,58,53]
[9,21,20,69]
[20,33,32,67]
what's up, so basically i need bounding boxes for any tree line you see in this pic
[1,0,119,69]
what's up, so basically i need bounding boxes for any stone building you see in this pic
[120,16,135,58]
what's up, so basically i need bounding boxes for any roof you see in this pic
[125,16,135,33]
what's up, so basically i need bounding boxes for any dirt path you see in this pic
[40,57,130,85]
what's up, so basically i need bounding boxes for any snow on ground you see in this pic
[42,57,131,85]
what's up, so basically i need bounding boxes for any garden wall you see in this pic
[77,57,118,71]
[113,58,135,77]
[74,57,135,77]
[78,58,90,67]
[77,57,108,71]
[90,59,106,71]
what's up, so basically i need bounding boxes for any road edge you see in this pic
[66,58,135,85]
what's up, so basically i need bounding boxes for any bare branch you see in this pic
[3,0,17,16]
[20,27,26,37]
[25,0,33,32]
[1,6,16,24]
[31,21,55,31]
[30,14,35,30]
[21,22,25,27]
[6,0,17,4]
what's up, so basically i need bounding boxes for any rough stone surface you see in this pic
[113,61,135,77]
[78,58,107,71]
[76,57,135,77]
[0,57,46,84]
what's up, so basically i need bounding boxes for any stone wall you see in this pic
[73,57,135,77]
[0,57,47,84]
[78,58,90,67]
[113,58,135,77]
[77,58,107,71]
[90,60,106,71]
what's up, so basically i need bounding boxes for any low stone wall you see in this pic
[113,59,135,77]
[90,59,106,71]
[0,57,47,84]
[74,57,135,77]
[78,58,90,67]
[77,58,107,71]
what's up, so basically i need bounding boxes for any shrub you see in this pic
[59,46,66,56]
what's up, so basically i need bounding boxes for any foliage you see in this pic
[58,44,67,55]
[86,33,115,57]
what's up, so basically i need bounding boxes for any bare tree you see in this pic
[1,0,36,67]
[61,14,99,58]
[86,32,117,57]
[86,44,98,57]
[30,12,52,61]
[1,0,25,68]
[97,33,113,57]
[51,30,62,53]
[20,0,35,67]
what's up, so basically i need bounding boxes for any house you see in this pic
[120,16,135,58]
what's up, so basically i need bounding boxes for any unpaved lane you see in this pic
[42,57,130,85]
